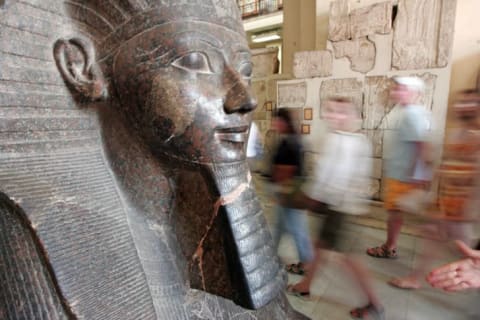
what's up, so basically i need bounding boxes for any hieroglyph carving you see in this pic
[392,0,457,70]
[349,2,392,39]
[328,0,350,42]
[417,72,437,111]
[362,130,384,158]
[251,47,279,78]
[278,82,307,108]
[293,51,333,79]
[319,78,363,116]
[363,76,395,130]
[332,38,376,73]
[328,0,392,41]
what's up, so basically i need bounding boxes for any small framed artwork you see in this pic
[303,107,313,120]
[264,101,273,111]
[301,124,310,135]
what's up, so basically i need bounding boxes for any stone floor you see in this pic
[253,175,480,320]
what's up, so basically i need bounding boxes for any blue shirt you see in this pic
[385,105,430,182]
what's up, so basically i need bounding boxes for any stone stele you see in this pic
[293,50,333,79]
[328,0,350,42]
[332,37,376,74]
[0,1,308,319]
[251,47,280,78]
[328,0,392,41]
[349,1,392,39]
[392,0,457,70]
[278,82,308,108]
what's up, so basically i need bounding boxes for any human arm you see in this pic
[426,240,480,291]
[403,109,431,182]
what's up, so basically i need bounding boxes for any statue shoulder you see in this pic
[0,193,71,319]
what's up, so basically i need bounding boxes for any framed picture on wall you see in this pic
[264,101,274,111]
[301,124,310,135]
[303,107,313,120]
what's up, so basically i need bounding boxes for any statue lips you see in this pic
[215,126,249,143]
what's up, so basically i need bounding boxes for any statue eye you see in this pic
[172,52,212,74]
[238,62,253,79]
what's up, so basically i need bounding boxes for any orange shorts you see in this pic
[383,178,421,211]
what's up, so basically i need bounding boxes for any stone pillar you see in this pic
[282,0,316,75]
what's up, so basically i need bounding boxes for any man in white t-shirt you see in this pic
[246,122,263,172]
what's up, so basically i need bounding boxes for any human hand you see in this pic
[426,240,480,291]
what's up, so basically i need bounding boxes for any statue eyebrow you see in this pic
[168,30,222,49]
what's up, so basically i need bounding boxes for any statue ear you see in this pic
[53,37,108,101]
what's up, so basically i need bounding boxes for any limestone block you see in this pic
[369,179,381,199]
[392,0,457,70]
[362,130,384,158]
[332,38,376,73]
[437,0,457,67]
[363,76,395,130]
[328,0,350,42]
[267,75,291,102]
[293,51,333,79]
[328,0,392,41]
[252,80,267,119]
[251,47,279,78]
[372,158,383,179]
[278,82,307,108]
[417,72,437,111]
[319,78,363,116]
[303,151,319,177]
[349,1,392,39]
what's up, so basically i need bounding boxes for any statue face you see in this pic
[113,21,256,164]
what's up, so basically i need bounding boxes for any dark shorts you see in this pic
[309,200,347,252]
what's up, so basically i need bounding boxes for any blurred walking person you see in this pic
[271,108,313,275]
[367,77,431,259]
[286,97,383,320]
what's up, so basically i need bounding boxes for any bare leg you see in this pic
[389,224,439,289]
[343,255,381,307]
[288,243,325,293]
[385,210,403,250]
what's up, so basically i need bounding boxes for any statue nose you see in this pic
[223,66,257,114]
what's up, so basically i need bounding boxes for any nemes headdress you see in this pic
[65,0,244,58]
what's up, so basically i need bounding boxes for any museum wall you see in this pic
[275,0,457,200]
[315,0,480,121]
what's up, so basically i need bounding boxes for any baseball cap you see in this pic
[393,76,425,93]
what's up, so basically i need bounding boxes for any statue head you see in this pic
[54,0,257,165]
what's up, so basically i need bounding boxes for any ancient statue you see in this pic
[0,0,309,319]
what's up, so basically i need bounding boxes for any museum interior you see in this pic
[0,0,479,319]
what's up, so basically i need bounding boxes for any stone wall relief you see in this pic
[332,38,376,74]
[251,47,279,78]
[392,0,457,70]
[293,51,333,79]
[278,82,307,108]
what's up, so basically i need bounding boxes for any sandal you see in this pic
[286,284,310,298]
[350,304,385,320]
[366,244,397,259]
[285,262,306,275]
